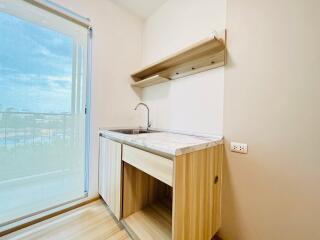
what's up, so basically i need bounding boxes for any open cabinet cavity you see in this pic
[122,163,173,240]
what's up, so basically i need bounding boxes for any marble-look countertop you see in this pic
[99,127,223,158]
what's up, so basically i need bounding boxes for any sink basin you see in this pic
[109,129,160,135]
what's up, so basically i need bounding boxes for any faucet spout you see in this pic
[134,103,151,130]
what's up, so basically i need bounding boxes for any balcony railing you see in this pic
[0,111,83,149]
[0,111,85,182]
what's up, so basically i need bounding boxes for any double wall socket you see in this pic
[230,142,248,154]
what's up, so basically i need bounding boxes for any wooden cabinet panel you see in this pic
[122,144,173,186]
[172,144,223,240]
[99,137,122,220]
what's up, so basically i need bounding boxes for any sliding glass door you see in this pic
[0,0,90,225]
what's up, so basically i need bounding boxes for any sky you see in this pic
[0,12,73,113]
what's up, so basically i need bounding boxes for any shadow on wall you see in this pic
[141,81,171,101]
[218,50,250,240]
[134,81,171,128]
[128,76,143,100]
[217,145,244,240]
[225,48,234,68]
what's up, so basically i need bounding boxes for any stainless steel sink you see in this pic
[109,129,160,135]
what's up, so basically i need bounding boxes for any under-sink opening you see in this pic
[121,163,173,240]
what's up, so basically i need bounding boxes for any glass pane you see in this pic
[0,1,88,225]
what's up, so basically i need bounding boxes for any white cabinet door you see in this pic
[99,136,122,220]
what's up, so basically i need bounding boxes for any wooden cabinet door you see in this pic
[172,144,223,240]
[99,136,122,220]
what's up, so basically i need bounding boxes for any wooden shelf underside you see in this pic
[131,75,169,88]
[122,200,172,240]
[131,32,226,88]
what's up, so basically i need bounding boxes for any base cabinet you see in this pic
[121,144,223,240]
[99,135,223,240]
[99,136,122,220]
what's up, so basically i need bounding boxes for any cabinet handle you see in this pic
[214,176,219,184]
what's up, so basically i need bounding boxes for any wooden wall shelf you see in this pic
[131,31,226,88]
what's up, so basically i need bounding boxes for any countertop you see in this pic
[99,127,223,158]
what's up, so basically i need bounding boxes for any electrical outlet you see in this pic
[230,142,248,154]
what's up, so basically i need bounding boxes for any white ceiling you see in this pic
[110,0,167,19]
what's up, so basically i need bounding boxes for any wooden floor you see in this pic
[2,200,131,240]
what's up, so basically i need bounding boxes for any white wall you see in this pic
[52,0,143,198]
[222,0,320,239]
[140,0,226,135]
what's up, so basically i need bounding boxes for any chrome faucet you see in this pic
[134,103,151,130]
